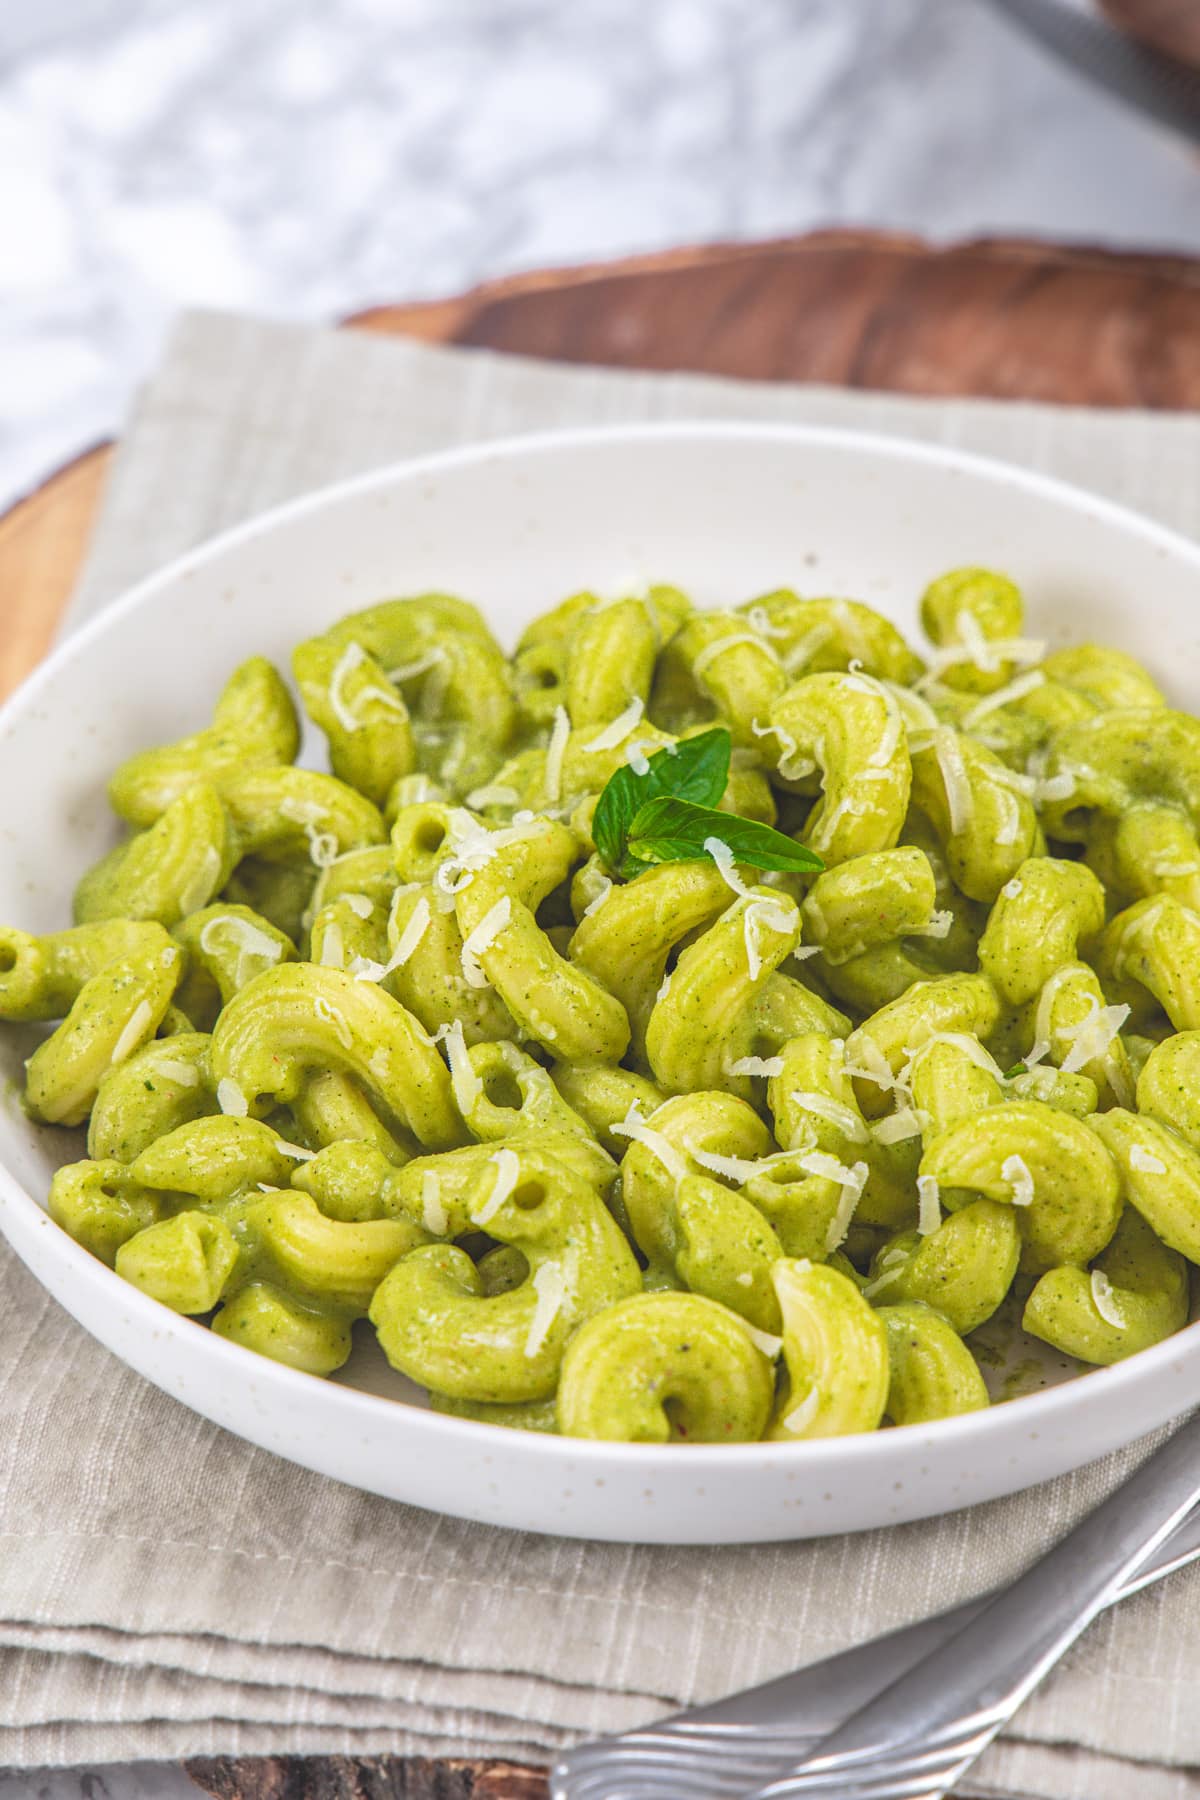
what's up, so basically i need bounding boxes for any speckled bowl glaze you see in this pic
[2,423,1199,1544]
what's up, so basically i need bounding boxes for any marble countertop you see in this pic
[2,0,1200,515]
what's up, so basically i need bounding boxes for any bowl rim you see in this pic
[5,415,1200,1477]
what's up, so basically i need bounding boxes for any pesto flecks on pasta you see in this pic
[9,573,1198,1442]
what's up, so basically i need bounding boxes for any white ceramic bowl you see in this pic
[2,422,1199,1545]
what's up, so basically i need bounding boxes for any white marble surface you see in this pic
[2,0,1200,516]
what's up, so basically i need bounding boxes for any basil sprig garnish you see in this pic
[592,726,824,881]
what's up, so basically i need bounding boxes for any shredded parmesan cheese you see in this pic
[328,642,368,732]
[843,1036,898,1094]
[918,630,1046,686]
[463,783,521,811]
[216,1077,248,1117]
[781,1388,820,1435]
[364,894,431,980]
[583,696,645,753]
[178,845,221,917]
[524,1261,566,1357]
[1130,1144,1168,1176]
[726,1054,785,1079]
[781,624,832,675]
[421,1171,448,1236]
[909,909,954,940]
[1091,1268,1126,1330]
[611,1105,689,1182]
[313,995,352,1049]
[688,1145,770,1184]
[199,913,284,984]
[305,824,339,869]
[821,1159,869,1253]
[692,634,774,683]
[904,1032,1007,1087]
[745,604,786,640]
[582,877,613,919]
[387,645,447,685]
[1001,1153,1035,1208]
[1001,878,1024,901]
[317,921,345,970]
[152,1057,200,1088]
[962,669,1046,727]
[460,896,512,989]
[432,811,502,900]
[743,896,793,982]
[472,1146,520,1227]
[543,705,571,803]
[440,1020,482,1116]
[624,740,652,777]
[871,1107,924,1145]
[917,1174,941,1236]
[993,784,1022,848]
[1060,1001,1130,1075]
[342,892,374,919]
[750,718,815,782]
[1035,771,1076,804]
[744,1324,783,1359]
[110,1001,152,1066]
[788,1091,868,1142]
[274,1138,315,1162]
[932,728,973,836]
[704,836,752,899]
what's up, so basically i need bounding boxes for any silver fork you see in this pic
[553,1411,1200,1800]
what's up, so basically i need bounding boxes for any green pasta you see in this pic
[11,563,1200,1440]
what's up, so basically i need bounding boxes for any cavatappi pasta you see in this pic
[7,573,1200,1443]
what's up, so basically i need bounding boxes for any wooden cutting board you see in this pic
[7,226,1200,1800]
[7,227,1200,705]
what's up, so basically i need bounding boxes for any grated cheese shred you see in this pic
[544,704,571,804]
[917,1174,941,1236]
[782,1387,820,1435]
[932,728,973,837]
[583,696,645,753]
[472,1145,520,1227]
[821,1159,869,1253]
[789,1091,868,1143]
[1001,1153,1035,1208]
[460,896,512,989]
[727,1054,785,1079]
[611,1105,690,1182]
[421,1171,449,1237]
[111,1001,152,1067]
[524,1262,567,1357]
[439,1020,482,1116]
[961,669,1045,727]
[216,1077,248,1118]
[744,1324,783,1359]
[152,1057,200,1088]
[1091,1268,1126,1330]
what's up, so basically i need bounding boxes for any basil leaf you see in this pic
[654,728,733,808]
[592,727,731,874]
[625,796,824,875]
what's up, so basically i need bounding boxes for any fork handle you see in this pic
[746,1407,1200,1799]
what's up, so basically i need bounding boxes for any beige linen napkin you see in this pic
[5,309,1198,1798]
